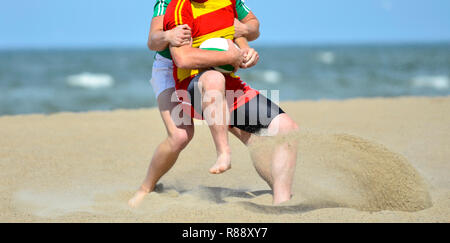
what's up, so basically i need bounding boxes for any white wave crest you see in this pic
[411,75,449,90]
[67,72,114,89]
[247,70,282,84]
[317,51,335,64]
[261,70,282,84]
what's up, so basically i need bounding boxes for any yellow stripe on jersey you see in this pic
[174,0,184,25]
[177,68,200,83]
[192,26,235,48]
[190,0,232,19]
[174,0,180,25]
[178,0,187,25]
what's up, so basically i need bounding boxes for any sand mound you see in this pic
[249,131,432,212]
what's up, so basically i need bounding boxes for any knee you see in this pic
[285,120,300,133]
[167,129,193,152]
[270,114,300,135]
[281,121,299,135]
[200,71,226,91]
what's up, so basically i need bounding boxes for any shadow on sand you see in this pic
[237,201,342,214]
[155,184,342,214]
[196,186,271,204]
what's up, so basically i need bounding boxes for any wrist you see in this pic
[224,50,236,64]
[234,37,249,49]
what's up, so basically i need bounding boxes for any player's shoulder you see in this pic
[235,0,250,11]
[174,0,193,15]
[163,0,193,28]
[155,0,171,6]
[165,0,180,13]
[236,0,250,8]
[153,0,171,17]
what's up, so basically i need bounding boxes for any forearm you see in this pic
[238,12,260,42]
[234,37,249,49]
[243,18,260,41]
[171,46,234,70]
[148,30,170,52]
[147,16,172,52]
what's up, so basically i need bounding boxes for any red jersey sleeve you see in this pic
[163,0,194,31]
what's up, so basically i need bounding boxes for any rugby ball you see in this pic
[199,38,239,73]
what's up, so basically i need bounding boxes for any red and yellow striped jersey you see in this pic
[164,0,237,83]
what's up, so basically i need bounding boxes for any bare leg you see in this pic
[128,88,194,208]
[267,114,299,204]
[198,71,232,174]
[229,113,299,205]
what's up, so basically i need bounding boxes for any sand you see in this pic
[0,96,449,222]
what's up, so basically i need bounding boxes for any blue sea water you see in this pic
[0,44,449,115]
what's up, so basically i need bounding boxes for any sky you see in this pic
[1,0,450,49]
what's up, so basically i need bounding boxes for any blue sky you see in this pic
[1,0,449,49]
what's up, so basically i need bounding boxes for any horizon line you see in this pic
[1,40,449,51]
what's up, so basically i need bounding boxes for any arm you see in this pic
[234,11,260,41]
[170,39,243,70]
[147,16,191,52]
[234,37,249,49]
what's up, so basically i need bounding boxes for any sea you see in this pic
[0,43,449,115]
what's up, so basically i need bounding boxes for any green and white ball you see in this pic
[199,38,239,74]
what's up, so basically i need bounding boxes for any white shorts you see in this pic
[150,53,175,98]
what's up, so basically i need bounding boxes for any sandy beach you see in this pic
[0,96,449,222]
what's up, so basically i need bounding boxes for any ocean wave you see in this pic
[246,70,282,84]
[261,70,282,84]
[411,75,449,90]
[317,51,335,64]
[66,72,114,89]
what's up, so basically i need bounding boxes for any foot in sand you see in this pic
[273,194,293,205]
[209,153,231,174]
[128,188,150,208]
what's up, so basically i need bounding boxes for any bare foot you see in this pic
[209,153,231,174]
[273,193,293,205]
[128,188,149,208]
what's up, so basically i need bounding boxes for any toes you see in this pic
[209,165,229,174]
[210,167,222,174]
[209,167,219,174]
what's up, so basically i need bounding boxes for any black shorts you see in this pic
[188,75,285,134]
[230,93,285,134]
